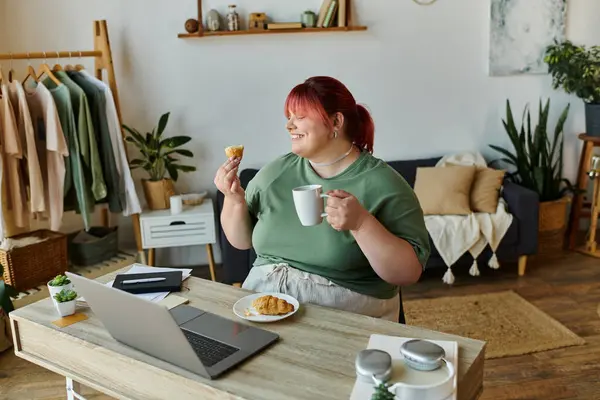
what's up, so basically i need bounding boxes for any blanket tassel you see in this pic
[488,253,500,269]
[442,268,455,285]
[469,260,480,276]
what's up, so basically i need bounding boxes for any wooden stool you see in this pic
[567,134,600,250]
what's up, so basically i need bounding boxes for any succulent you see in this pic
[48,274,71,287]
[54,289,77,303]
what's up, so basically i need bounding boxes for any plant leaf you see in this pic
[161,136,192,149]
[165,161,179,181]
[156,112,170,137]
[174,165,197,172]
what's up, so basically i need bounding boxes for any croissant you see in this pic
[225,145,244,159]
[252,295,295,315]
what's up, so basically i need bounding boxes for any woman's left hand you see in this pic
[325,190,371,231]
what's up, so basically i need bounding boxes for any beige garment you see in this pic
[0,83,28,233]
[24,82,69,231]
[9,80,45,214]
[242,263,400,322]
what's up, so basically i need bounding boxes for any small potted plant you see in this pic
[53,288,78,317]
[544,40,600,136]
[47,274,73,298]
[123,112,197,210]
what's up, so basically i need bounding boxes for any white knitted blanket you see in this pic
[424,152,514,284]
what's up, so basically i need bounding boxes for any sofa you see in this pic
[215,156,540,323]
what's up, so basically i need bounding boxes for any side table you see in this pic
[139,198,217,281]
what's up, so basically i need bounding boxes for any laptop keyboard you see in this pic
[181,329,239,367]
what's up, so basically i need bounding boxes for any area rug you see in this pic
[404,290,585,359]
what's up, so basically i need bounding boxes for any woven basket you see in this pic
[0,230,68,292]
[537,196,571,254]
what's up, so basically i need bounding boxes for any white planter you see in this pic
[48,282,73,299]
[54,299,76,317]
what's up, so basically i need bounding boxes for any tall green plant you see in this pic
[0,264,18,313]
[123,112,197,181]
[489,99,575,202]
[544,40,600,104]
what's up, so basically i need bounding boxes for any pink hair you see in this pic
[284,76,375,153]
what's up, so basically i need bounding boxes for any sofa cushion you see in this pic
[470,168,506,213]
[413,165,477,215]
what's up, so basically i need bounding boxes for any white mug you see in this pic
[292,184,330,226]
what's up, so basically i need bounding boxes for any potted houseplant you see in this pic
[0,263,18,315]
[544,40,600,136]
[53,288,78,317]
[123,112,197,210]
[47,274,73,298]
[489,98,577,253]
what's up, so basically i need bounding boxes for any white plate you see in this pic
[233,292,300,322]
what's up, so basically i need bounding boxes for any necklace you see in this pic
[309,145,355,167]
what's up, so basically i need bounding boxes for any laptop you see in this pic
[65,272,279,379]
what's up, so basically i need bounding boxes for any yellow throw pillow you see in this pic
[414,165,477,215]
[471,168,506,213]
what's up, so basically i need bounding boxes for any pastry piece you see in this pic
[252,295,295,316]
[225,145,244,159]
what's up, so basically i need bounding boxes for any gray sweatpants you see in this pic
[241,263,400,322]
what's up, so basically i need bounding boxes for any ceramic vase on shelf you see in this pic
[227,5,240,31]
[302,10,316,27]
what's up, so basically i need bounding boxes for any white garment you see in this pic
[79,70,141,216]
[424,151,514,284]
[23,82,69,231]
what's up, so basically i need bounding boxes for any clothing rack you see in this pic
[0,20,143,264]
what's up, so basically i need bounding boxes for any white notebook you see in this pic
[350,334,458,400]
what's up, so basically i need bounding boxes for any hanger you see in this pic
[7,53,16,82]
[65,51,75,71]
[75,51,85,71]
[37,52,62,86]
[52,51,63,72]
[22,53,39,85]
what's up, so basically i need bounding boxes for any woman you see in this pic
[214,76,430,321]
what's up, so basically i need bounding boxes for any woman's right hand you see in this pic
[214,157,245,204]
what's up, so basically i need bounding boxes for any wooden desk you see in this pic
[9,268,486,400]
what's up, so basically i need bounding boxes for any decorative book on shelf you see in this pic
[177,0,365,38]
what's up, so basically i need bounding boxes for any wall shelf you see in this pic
[178,25,367,38]
[179,0,366,39]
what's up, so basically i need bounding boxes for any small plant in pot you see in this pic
[544,40,600,136]
[123,112,197,210]
[0,264,18,314]
[489,98,578,254]
[53,288,78,317]
[48,274,73,298]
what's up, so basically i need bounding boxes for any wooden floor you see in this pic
[1,251,600,399]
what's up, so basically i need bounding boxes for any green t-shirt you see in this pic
[245,151,431,299]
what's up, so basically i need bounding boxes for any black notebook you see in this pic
[112,271,183,294]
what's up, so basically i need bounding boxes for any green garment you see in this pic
[42,83,92,230]
[245,151,431,299]
[67,71,124,213]
[45,71,106,201]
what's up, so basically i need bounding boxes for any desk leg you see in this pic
[66,377,87,400]
[148,248,155,266]
[206,244,216,281]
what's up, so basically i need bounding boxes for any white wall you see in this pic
[0,0,6,52]
[2,0,599,267]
